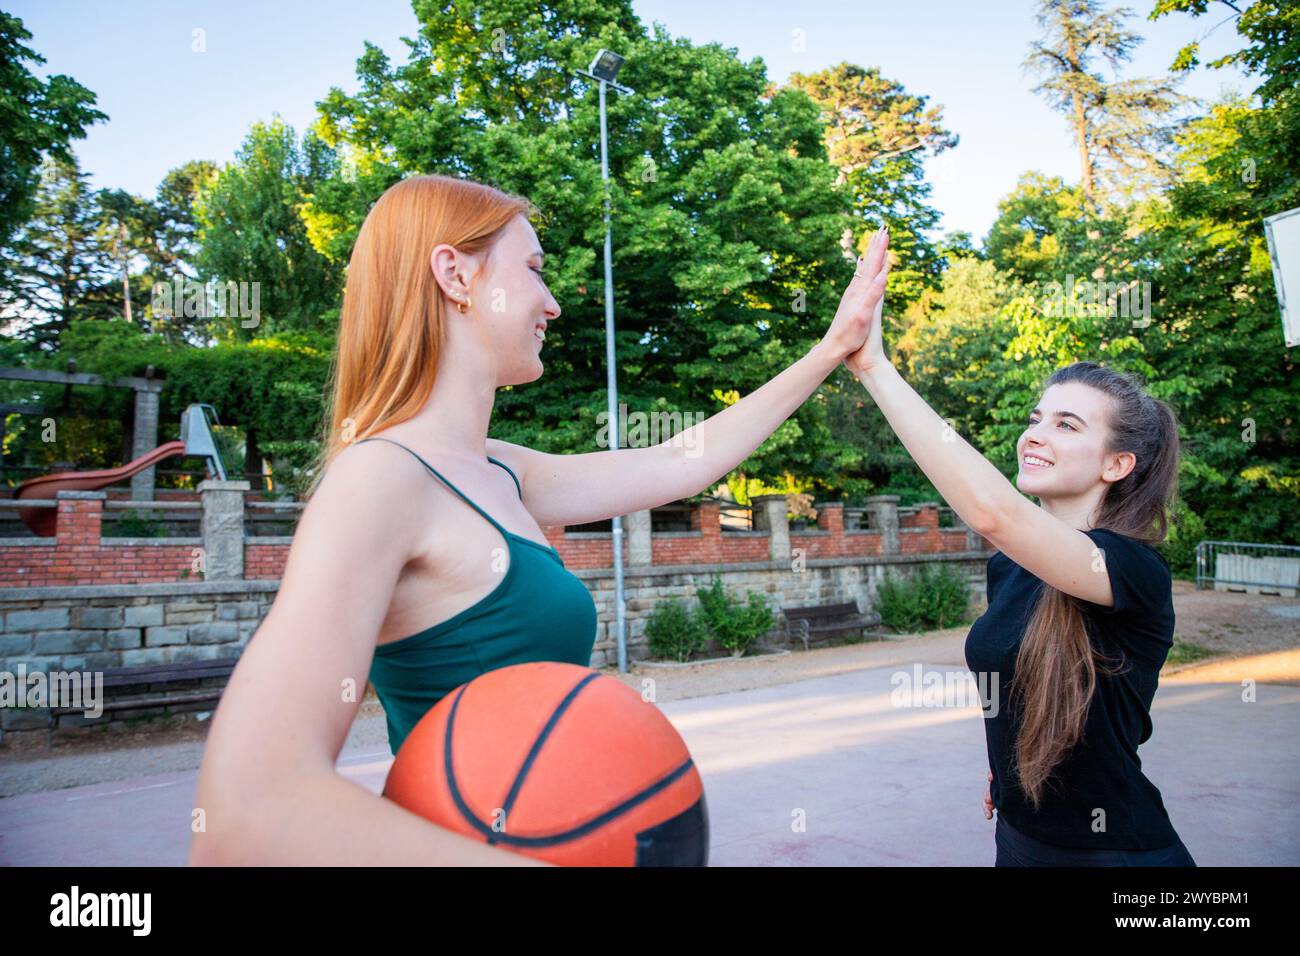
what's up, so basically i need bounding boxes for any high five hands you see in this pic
[819,224,891,376]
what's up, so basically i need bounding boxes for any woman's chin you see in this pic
[504,359,544,387]
[1015,470,1048,496]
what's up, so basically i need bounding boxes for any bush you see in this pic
[695,575,776,657]
[1159,500,1206,579]
[644,597,710,662]
[110,509,166,538]
[875,563,972,633]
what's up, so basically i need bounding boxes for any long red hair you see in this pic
[304,174,538,498]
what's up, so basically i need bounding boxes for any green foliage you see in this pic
[694,575,776,656]
[110,509,166,539]
[644,597,709,663]
[0,12,107,255]
[785,61,957,305]
[192,118,344,339]
[304,2,955,487]
[645,576,777,661]
[875,564,972,633]
[1,0,1294,546]
[1,157,119,349]
[1159,497,1206,579]
[2,318,333,486]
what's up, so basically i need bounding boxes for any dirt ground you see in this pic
[1163,579,1300,657]
[4,579,1297,764]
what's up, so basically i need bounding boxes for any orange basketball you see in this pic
[383,661,709,866]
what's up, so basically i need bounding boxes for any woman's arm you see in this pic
[491,226,892,528]
[844,235,1116,608]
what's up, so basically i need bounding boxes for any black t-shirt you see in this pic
[964,527,1181,850]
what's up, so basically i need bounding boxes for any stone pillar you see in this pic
[200,479,250,582]
[751,494,790,563]
[130,382,164,501]
[627,508,652,566]
[864,494,900,555]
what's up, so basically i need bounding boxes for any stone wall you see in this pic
[0,550,988,749]
[0,582,274,748]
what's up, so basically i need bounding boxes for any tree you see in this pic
[784,62,958,306]
[1155,0,1300,107]
[94,188,148,327]
[150,160,220,279]
[0,156,117,351]
[0,12,107,257]
[306,0,901,492]
[1153,0,1299,217]
[191,118,344,341]
[1025,0,1189,209]
[1142,0,1300,542]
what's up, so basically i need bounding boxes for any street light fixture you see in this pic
[588,49,625,84]
[573,49,633,674]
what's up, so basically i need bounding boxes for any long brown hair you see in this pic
[303,174,539,499]
[1011,361,1180,807]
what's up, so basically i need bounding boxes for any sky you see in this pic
[8,0,1256,243]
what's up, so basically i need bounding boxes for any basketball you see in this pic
[382,661,709,866]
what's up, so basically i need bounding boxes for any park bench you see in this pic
[49,658,237,718]
[781,601,884,651]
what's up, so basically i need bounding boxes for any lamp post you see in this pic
[575,49,634,674]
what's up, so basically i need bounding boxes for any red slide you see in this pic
[13,440,188,537]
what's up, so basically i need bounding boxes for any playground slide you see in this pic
[13,440,188,537]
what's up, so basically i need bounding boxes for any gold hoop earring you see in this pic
[456,296,472,314]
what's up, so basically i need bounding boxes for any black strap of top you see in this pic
[353,437,514,537]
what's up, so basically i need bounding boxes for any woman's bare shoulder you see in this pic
[306,439,437,537]
[485,437,535,485]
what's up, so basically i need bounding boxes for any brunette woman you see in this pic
[847,231,1195,866]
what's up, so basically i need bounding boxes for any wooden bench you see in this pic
[782,601,884,651]
[50,659,238,717]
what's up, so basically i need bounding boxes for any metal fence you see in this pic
[715,498,753,532]
[1195,540,1300,597]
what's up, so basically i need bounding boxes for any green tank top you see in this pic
[354,437,599,755]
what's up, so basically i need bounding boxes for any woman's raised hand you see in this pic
[820,224,891,371]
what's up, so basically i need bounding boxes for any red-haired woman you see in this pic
[189,174,891,865]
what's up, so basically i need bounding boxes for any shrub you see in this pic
[110,509,166,538]
[1159,500,1205,579]
[695,575,776,657]
[644,597,709,662]
[875,563,972,633]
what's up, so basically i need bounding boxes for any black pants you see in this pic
[995,813,1197,867]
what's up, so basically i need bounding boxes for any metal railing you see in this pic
[245,497,306,537]
[102,498,202,538]
[650,502,693,532]
[1196,540,1300,596]
[716,499,753,532]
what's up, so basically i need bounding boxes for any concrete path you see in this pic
[2,644,1297,865]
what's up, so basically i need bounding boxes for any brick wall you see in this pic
[3,495,990,587]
